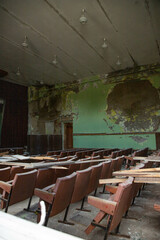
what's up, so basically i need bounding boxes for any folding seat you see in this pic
[58,167,92,225]
[90,160,101,167]
[99,161,111,193]
[0,167,11,182]
[107,159,118,178]
[79,162,90,170]
[77,163,103,211]
[10,166,26,180]
[111,151,118,158]
[114,157,124,172]
[25,168,56,211]
[100,161,111,180]
[0,170,37,212]
[0,167,11,194]
[85,177,133,240]
[34,172,77,226]
[67,163,80,174]
[75,151,82,159]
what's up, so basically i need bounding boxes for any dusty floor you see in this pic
[1,183,160,240]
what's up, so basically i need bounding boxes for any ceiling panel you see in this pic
[0,0,160,86]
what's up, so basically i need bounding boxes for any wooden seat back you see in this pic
[100,161,111,179]
[36,168,55,189]
[0,167,11,182]
[49,172,77,217]
[86,163,103,195]
[1,170,37,209]
[109,177,133,232]
[71,167,92,203]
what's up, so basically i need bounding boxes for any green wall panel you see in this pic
[73,134,156,150]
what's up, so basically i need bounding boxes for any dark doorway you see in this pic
[156,133,160,150]
[64,122,73,149]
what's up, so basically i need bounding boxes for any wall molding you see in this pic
[73,132,158,136]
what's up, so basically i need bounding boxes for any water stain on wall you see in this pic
[106,80,160,132]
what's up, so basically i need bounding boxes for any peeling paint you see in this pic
[28,63,160,149]
[129,136,148,143]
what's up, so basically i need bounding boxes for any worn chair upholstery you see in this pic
[0,169,37,212]
[34,172,77,226]
[85,177,133,240]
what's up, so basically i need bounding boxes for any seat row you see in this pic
[0,156,125,219]
[85,159,153,240]
[32,156,125,226]
[125,147,149,168]
[46,147,133,161]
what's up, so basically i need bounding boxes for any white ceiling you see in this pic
[0,0,160,86]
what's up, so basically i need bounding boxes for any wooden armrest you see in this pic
[7,180,13,184]
[105,185,118,194]
[103,156,111,159]
[34,188,55,204]
[124,156,133,161]
[42,184,56,192]
[99,178,126,185]
[154,204,160,212]
[88,196,117,215]
[0,181,11,193]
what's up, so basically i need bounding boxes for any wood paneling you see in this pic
[0,80,28,148]
[27,135,62,155]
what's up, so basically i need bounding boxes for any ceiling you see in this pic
[0,0,160,86]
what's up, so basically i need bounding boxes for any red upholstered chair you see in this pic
[85,177,133,240]
[34,172,77,226]
[0,170,37,213]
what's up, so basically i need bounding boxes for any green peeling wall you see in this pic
[28,64,160,150]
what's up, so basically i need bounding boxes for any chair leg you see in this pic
[137,189,141,197]
[103,216,112,240]
[124,210,128,218]
[99,184,108,194]
[24,196,33,212]
[132,197,135,205]
[115,222,121,234]
[85,211,106,235]
[44,203,52,226]
[76,196,91,212]
[5,189,12,213]
[58,205,74,225]
[94,188,97,196]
